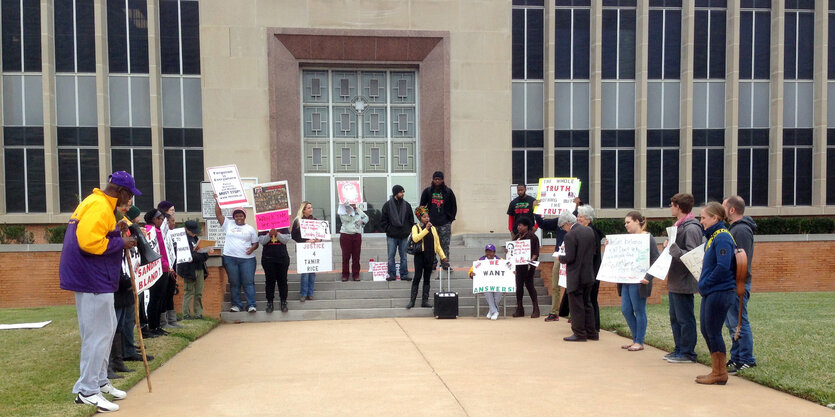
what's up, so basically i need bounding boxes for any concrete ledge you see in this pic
[0,243,63,252]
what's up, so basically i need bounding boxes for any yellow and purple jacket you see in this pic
[59,188,125,293]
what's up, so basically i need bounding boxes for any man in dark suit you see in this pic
[557,211,597,342]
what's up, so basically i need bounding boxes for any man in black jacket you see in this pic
[419,171,457,269]
[381,185,414,281]
[558,211,597,341]
[723,195,758,373]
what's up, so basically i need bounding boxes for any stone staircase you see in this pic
[220,234,553,322]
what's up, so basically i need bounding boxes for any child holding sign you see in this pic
[468,244,505,320]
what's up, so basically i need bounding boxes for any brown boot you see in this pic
[530,298,540,318]
[696,352,728,385]
[512,296,524,317]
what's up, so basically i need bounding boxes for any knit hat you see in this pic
[392,185,404,196]
[126,205,142,221]
[157,200,174,212]
[414,206,429,218]
[232,208,246,218]
[432,171,444,180]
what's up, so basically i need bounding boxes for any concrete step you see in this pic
[225,277,547,291]
[221,296,552,310]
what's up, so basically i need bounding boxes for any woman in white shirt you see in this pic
[214,195,259,313]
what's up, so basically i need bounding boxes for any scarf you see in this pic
[675,212,695,227]
[388,196,409,227]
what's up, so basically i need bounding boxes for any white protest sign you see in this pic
[300,219,331,240]
[471,259,516,293]
[505,239,531,265]
[680,243,706,280]
[131,228,164,293]
[206,219,225,249]
[647,226,677,280]
[554,243,567,288]
[169,227,192,264]
[596,234,651,284]
[370,261,388,281]
[535,177,581,216]
[296,242,333,273]
[207,165,248,208]
[202,181,233,219]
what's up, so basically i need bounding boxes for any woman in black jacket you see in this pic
[258,227,292,313]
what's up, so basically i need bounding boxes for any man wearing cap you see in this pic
[60,171,139,412]
[381,185,414,281]
[557,211,597,342]
[419,171,457,269]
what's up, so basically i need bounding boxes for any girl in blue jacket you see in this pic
[696,202,737,385]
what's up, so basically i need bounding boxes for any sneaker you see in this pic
[266,302,274,313]
[75,392,119,412]
[230,306,241,313]
[99,382,126,400]
[490,311,499,320]
[280,301,288,312]
[663,352,677,361]
[247,306,257,313]
[665,354,694,363]
[729,362,756,374]
[544,314,559,322]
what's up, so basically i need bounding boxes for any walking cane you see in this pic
[124,245,152,393]
[732,248,748,342]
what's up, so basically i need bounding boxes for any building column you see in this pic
[769,0,785,208]
[95,0,111,183]
[725,0,741,199]
[634,0,649,210]
[680,0,695,193]
[41,0,58,214]
[148,0,164,203]
[589,0,602,207]
[813,2,829,208]
[544,0,555,179]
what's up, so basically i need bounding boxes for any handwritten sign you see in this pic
[252,181,291,231]
[206,219,225,249]
[554,243,567,288]
[505,239,531,265]
[130,227,163,293]
[337,180,363,204]
[680,243,706,280]
[535,177,581,216]
[300,219,331,241]
[207,165,248,208]
[471,259,516,293]
[596,234,650,284]
[296,242,333,273]
[168,227,192,264]
[202,181,233,219]
[370,261,388,281]
[647,226,677,280]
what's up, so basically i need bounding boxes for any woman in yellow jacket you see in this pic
[406,206,448,309]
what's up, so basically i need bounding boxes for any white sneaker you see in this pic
[75,392,119,412]
[492,312,500,320]
[247,306,257,313]
[100,382,127,400]
[230,306,241,312]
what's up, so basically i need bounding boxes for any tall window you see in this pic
[2,0,45,212]
[601,1,636,208]
[161,0,202,212]
[738,0,770,207]
[646,0,681,208]
[107,0,153,207]
[512,0,544,186]
[783,1,814,206]
[554,0,590,203]
[692,0,726,205]
[55,0,99,212]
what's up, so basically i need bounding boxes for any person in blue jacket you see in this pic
[695,201,737,386]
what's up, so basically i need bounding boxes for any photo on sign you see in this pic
[253,183,289,212]
[337,180,363,204]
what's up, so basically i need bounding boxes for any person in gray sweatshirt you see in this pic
[664,193,703,363]
[722,195,758,373]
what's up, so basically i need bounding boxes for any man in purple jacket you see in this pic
[59,172,139,412]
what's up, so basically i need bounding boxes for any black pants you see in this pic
[412,255,434,301]
[262,260,289,302]
[148,272,170,329]
[558,291,570,317]
[590,280,601,331]
[515,265,537,306]
[568,283,596,338]
[165,273,176,311]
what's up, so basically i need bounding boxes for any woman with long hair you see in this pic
[619,211,659,352]
[406,206,448,309]
[291,201,321,301]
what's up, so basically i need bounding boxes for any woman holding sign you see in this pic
[512,217,540,318]
[214,195,259,313]
[292,201,321,301]
[695,202,737,385]
[618,211,660,352]
[406,206,448,309]
[338,204,368,282]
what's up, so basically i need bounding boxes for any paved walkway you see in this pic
[116,318,830,416]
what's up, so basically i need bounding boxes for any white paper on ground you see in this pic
[0,320,52,330]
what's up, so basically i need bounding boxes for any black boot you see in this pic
[420,284,432,308]
[110,332,134,373]
[266,301,274,313]
[280,301,288,312]
[406,284,418,309]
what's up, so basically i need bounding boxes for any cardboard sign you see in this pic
[337,180,363,204]
[535,177,581,216]
[207,165,248,208]
[505,239,531,265]
[202,181,233,219]
[195,239,215,253]
[206,219,226,249]
[370,261,388,281]
[296,242,333,273]
[596,234,651,284]
[681,243,706,280]
[252,181,292,231]
[168,227,192,264]
[300,219,331,240]
[647,226,677,280]
[471,259,516,293]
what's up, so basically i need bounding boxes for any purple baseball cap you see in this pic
[485,244,496,252]
[108,171,142,196]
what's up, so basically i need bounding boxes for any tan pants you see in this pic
[551,263,563,316]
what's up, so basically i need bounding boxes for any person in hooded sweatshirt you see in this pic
[381,185,414,281]
[419,171,457,269]
[722,195,758,373]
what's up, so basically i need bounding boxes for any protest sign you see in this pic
[647,226,677,280]
[206,219,226,249]
[300,219,331,240]
[202,181,233,219]
[596,234,651,284]
[554,243,567,288]
[168,227,192,264]
[130,228,163,294]
[505,239,531,265]
[535,178,581,216]
[252,181,291,231]
[296,242,333,273]
[680,243,705,280]
[471,259,516,293]
[369,261,388,281]
[337,180,363,204]
[207,165,248,208]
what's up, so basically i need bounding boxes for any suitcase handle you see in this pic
[437,266,451,292]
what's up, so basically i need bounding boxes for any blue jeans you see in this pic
[114,305,137,357]
[299,273,316,297]
[668,292,697,359]
[223,255,257,309]
[620,284,647,344]
[725,283,756,364]
[700,289,735,353]
[386,236,409,279]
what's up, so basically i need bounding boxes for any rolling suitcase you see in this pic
[434,267,458,319]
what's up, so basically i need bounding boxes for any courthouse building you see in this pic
[1,0,834,235]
